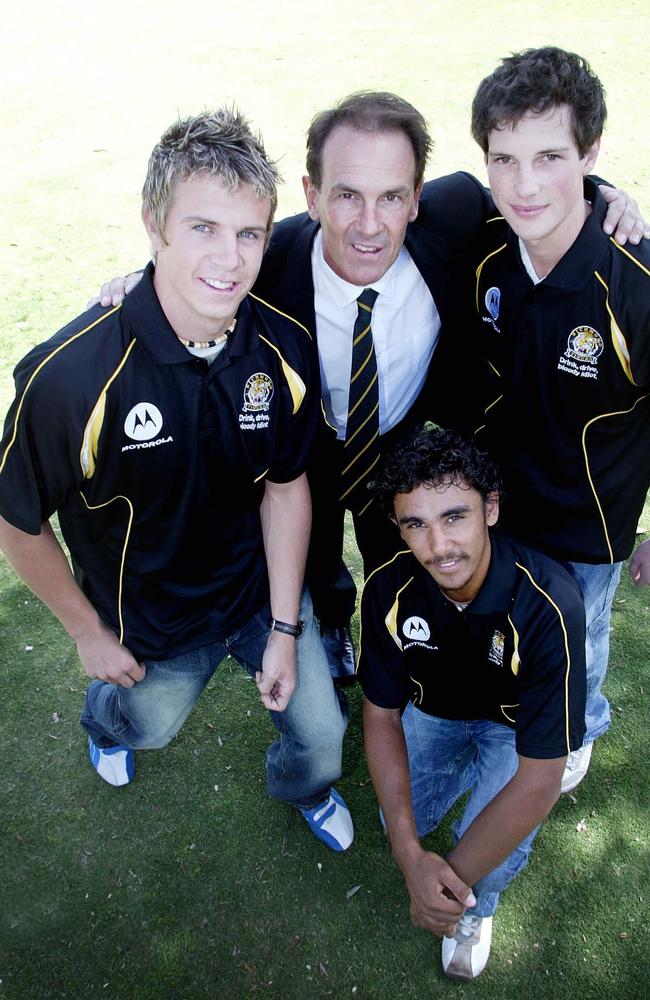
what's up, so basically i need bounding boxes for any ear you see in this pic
[302,175,321,222]
[485,491,500,527]
[582,136,601,175]
[409,181,424,223]
[142,209,165,253]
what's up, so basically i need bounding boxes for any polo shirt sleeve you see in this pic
[513,570,587,759]
[0,345,84,534]
[358,571,410,709]
[266,331,320,484]
[610,248,650,389]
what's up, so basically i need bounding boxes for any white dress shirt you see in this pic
[311,230,441,439]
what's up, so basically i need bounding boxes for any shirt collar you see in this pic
[313,229,407,306]
[121,261,259,362]
[513,178,610,292]
[413,529,516,619]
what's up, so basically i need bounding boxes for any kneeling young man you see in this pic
[358,427,586,980]
[0,110,351,852]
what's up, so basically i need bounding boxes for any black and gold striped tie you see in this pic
[339,287,380,514]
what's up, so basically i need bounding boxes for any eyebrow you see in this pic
[182,215,267,233]
[397,504,472,525]
[487,145,571,157]
[330,182,411,197]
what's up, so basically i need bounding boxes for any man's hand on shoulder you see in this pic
[630,538,650,586]
[76,618,146,687]
[255,629,297,712]
[397,843,476,937]
[599,185,650,245]
[86,271,145,310]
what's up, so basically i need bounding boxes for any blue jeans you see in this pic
[564,561,622,744]
[80,590,347,809]
[401,703,540,918]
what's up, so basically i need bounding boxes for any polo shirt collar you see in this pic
[513,178,610,292]
[413,529,516,619]
[313,229,406,305]
[121,261,259,363]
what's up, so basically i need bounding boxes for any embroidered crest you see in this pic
[557,325,604,380]
[488,630,505,667]
[243,373,274,411]
[566,325,604,361]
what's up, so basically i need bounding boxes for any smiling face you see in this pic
[393,479,499,603]
[486,104,600,271]
[143,173,271,342]
[303,125,422,286]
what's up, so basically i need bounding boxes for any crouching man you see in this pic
[0,109,351,852]
[358,427,586,979]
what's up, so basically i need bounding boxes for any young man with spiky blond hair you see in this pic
[0,109,352,852]
[470,47,650,793]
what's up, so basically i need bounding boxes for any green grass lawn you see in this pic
[1,2,650,998]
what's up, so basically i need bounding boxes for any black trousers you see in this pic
[305,417,415,627]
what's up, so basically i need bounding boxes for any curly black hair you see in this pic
[371,425,503,515]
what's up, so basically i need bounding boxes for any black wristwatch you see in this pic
[270,618,304,638]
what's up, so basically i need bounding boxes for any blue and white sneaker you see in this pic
[88,736,134,787]
[299,787,354,851]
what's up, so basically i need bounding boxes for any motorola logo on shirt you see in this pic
[122,402,173,452]
[402,615,438,653]
[403,616,431,641]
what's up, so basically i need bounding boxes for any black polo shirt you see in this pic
[474,179,650,564]
[0,263,318,659]
[358,531,586,759]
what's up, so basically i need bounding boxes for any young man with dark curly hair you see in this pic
[358,426,587,980]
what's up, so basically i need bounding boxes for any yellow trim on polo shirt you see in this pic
[410,676,425,707]
[384,576,415,652]
[258,334,306,415]
[594,271,639,386]
[610,238,650,279]
[357,552,416,675]
[475,244,507,312]
[508,614,520,676]
[582,396,649,564]
[0,307,121,478]
[248,292,313,340]
[79,490,134,646]
[515,561,573,754]
[80,338,138,479]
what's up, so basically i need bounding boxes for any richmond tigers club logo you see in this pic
[243,372,274,412]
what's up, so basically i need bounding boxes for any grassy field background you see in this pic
[1,2,649,998]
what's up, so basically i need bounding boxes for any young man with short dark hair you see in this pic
[470,47,650,791]
[359,426,586,981]
[0,109,352,852]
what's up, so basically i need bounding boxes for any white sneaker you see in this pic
[442,913,492,981]
[561,742,593,793]
[88,736,134,786]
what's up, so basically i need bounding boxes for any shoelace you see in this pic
[456,915,482,941]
